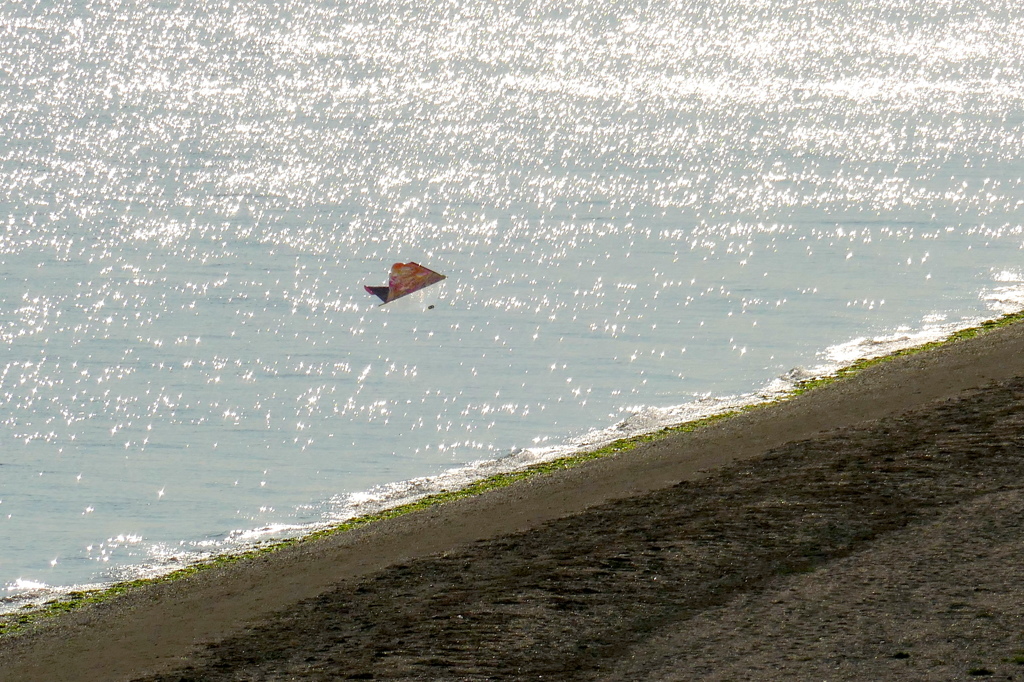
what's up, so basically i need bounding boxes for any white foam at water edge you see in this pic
[1,579,108,616]
[984,276,1024,314]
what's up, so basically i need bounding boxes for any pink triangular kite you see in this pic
[364,262,446,305]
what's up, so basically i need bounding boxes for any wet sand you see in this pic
[2,320,1024,681]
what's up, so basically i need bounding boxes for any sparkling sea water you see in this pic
[1,0,1023,608]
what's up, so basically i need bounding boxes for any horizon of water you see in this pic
[2,0,1024,612]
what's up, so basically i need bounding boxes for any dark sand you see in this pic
[2,321,1024,681]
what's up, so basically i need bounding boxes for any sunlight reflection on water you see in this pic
[1,0,1023,601]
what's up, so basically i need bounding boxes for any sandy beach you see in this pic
[2,319,1024,681]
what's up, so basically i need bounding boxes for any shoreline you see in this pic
[1,313,1024,680]
[4,311,1018,620]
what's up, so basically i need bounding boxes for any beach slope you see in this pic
[2,320,1024,681]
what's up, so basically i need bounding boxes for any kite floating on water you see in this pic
[364,262,446,305]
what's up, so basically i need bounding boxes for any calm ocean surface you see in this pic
[1,0,1023,608]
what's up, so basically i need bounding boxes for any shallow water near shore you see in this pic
[1,0,1024,609]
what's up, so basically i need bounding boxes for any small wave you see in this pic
[984,285,1024,314]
